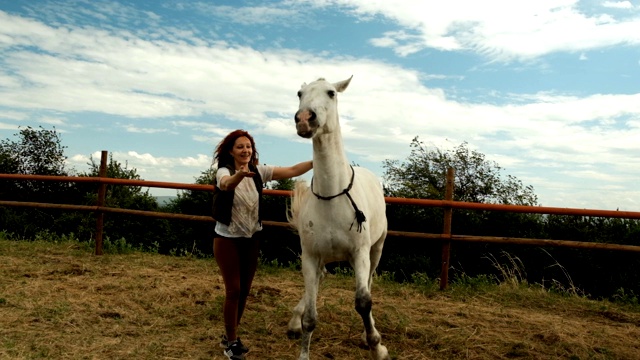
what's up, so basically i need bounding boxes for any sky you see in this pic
[1,0,639,211]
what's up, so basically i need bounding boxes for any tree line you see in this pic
[1,127,638,302]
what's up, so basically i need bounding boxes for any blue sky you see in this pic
[1,0,639,211]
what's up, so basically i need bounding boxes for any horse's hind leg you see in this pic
[360,231,388,348]
[353,249,389,360]
[368,230,387,289]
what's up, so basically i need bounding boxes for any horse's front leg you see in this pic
[287,297,305,339]
[288,265,327,340]
[297,255,323,360]
[353,249,389,360]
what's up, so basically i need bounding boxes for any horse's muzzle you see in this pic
[295,108,316,138]
[296,124,313,138]
[295,108,316,124]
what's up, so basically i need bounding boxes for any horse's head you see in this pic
[294,76,352,138]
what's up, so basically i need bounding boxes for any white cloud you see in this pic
[0,111,28,121]
[2,1,640,210]
[65,150,210,186]
[300,0,640,61]
[185,3,299,25]
[3,8,639,180]
[178,154,211,167]
[0,122,20,130]
[602,1,634,9]
[40,116,66,126]
[122,124,173,134]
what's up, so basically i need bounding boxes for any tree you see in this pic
[0,127,84,238]
[0,126,67,176]
[0,149,20,200]
[83,154,158,210]
[260,176,302,265]
[167,168,214,216]
[382,138,541,237]
[78,154,167,250]
[379,137,543,282]
[383,137,538,205]
[163,169,216,256]
[0,126,76,202]
[267,178,295,191]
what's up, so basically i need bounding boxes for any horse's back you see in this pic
[354,167,386,210]
[353,166,384,200]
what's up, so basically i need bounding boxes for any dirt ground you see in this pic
[1,239,639,360]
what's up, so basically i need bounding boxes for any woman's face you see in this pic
[230,136,253,168]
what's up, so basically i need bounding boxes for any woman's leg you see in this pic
[236,236,260,325]
[214,236,243,341]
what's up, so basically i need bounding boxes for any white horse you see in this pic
[287,76,389,360]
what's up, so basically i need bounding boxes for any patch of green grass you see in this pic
[612,287,638,306]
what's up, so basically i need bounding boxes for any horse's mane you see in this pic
[286,180,311,231]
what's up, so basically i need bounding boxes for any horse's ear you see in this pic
[333,75,353,93]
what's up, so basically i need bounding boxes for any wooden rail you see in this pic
[2,150,640,289]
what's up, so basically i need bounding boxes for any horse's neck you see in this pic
[312,132,352,196]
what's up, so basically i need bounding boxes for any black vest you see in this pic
[211,164,264,226]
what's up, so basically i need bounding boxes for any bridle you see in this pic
[310,165,366,232]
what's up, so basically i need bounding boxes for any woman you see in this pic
[212,129,312,360]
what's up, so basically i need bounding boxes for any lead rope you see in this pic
[310,166,367,232]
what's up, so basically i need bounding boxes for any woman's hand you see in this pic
[236,165,256,178]
[220,166,255,190]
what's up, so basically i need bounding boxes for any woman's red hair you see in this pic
[214,129,259,168]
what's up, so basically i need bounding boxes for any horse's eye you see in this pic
[327,90,336,98]
[297,91,302,98]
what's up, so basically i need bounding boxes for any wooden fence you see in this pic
[2,150,640,289]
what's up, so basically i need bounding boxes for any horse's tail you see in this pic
[286,179,310,231]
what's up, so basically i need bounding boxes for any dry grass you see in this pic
[1,239,639,360]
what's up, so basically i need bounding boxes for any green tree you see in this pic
[378,137,640,300]
[14,126,67,176]
[83,154,158,210]
[163,169,216,256]
[261,177,302,265]
[79,154,168,251]
[268,178,295,191]
[0,149,20,200]
[383,138,538,205]
[168,169,214,216]
[379,137,543,282]
[0,126,76,202]
[0,127,84,238]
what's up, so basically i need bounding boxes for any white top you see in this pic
[214,164,274,238]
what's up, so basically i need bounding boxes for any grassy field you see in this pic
[1,238,639,360]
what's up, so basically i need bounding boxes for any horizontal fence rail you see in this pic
[2,151,640,289]
[4,174,640,219]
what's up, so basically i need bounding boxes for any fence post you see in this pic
[439,167,455,290]
[94,151,108,255]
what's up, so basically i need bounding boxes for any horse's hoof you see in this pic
[287,329,301,340]
[372,344,390,360]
